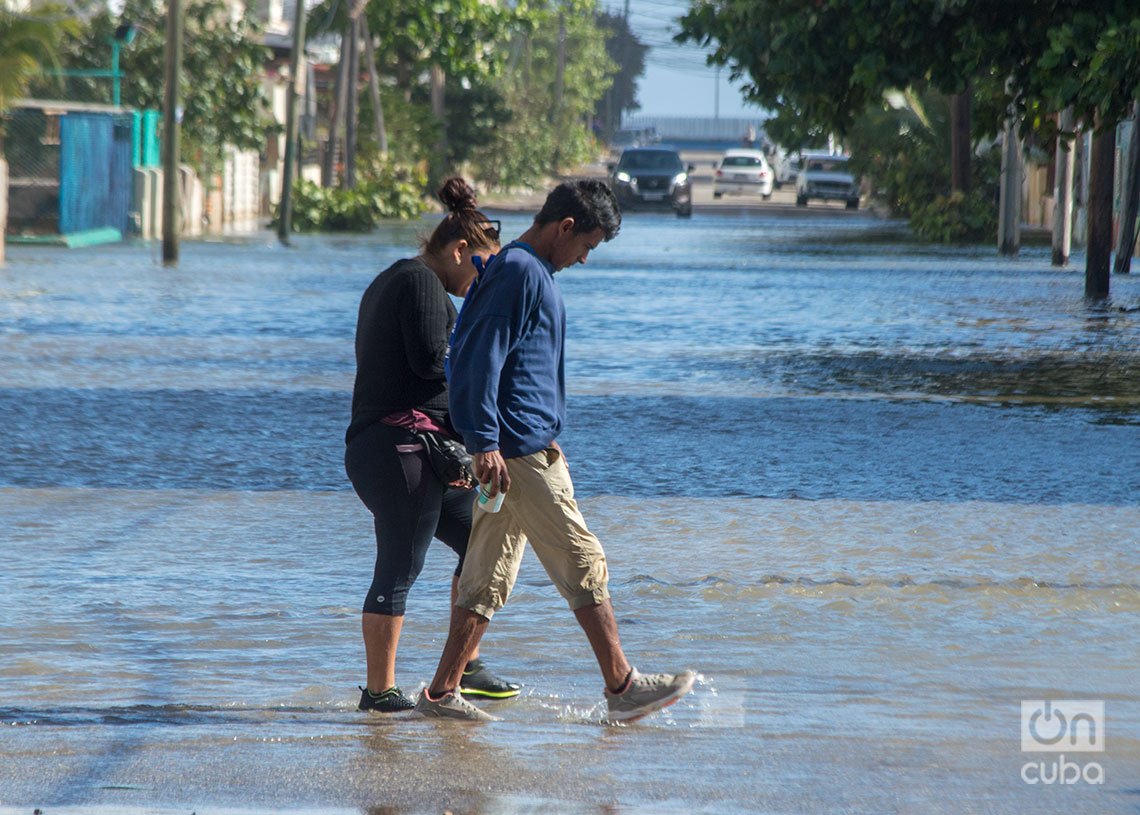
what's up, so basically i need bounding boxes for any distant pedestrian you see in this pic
[414,179,696,722]
[346,177,520,712]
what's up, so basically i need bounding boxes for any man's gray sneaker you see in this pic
[414,688,499,721]
[605,668,696,723]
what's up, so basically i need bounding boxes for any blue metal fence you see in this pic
[58,111,134,236]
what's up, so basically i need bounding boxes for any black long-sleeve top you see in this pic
[346,258,457,444]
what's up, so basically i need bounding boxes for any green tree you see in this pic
[309,0,615,194]
[678,0,1140,274]
[678,1,1140,172]
[54,0,272,179]
[846,88,1001,242]
[443,78,511,169]
[953,1,1140,294]
[1,7,74,264]
[676,0,985,202]
[677,1,964,137]
[0,7,74,117]
[471,0,615,188]
[358,0,510,86]
[307,0,511,185]
[594,11,649,141]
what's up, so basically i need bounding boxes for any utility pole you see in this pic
[618,0,629,133]
[552,10,565,171]
[277,0,308,244]
[322,34,350,186]
[343,16,360,189]
[714,65,720,121]
[1085,122,1116,298]
[161,0,184,265]
[1051,108,1075,266]
[1113,107,1140,275]
[997,116,1022,256]
[554,11,566,115]
[361,18,388,155]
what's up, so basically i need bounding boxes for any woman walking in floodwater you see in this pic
[344,177,520,711]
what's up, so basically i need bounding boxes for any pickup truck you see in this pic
[796,153,861,209]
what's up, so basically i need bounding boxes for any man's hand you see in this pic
[473,450,510,495]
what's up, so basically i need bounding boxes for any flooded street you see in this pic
[1,211,1138,814]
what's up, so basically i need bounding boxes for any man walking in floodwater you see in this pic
[414,179,696,722]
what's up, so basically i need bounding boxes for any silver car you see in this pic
[795,153,860,209]
[713,149,774,199]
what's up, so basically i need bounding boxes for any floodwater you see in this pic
[1,210,1138,815]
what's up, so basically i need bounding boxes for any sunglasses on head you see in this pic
[479,219,501,241]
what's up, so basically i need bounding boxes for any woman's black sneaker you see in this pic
[358,685,416,712]
[459,658,522,699]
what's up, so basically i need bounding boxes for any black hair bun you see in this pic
[437,177,478,213]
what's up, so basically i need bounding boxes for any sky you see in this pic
[601,0,765,120]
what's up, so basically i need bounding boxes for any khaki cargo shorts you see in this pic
[456,446,610,619]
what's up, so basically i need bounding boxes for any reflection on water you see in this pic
[720,348,1140,405]
[0,215,1138,813]
[1,388,1133,504]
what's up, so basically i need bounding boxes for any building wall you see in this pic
[222,146,261,226]
[262,74,289,212]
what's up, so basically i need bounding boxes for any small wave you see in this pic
[619,573,1140,593]
[625,574,671,586]
[0,702,346,728]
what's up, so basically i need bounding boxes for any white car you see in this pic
[713,149,773,199]
[795,153,860,209]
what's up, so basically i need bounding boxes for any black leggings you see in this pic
[345,422,475,616]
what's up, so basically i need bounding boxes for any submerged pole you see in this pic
[998,118,1022,256]
[161,0,184,265]
[1113,107,1140,275]
[1085,123,1116,298]
[277,0,308,243]
[1052,109,1075,267]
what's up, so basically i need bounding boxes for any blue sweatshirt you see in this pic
[448,242,566,458]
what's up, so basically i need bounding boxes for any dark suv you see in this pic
[608,147,693,217]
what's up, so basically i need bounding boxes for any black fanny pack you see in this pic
[414,431,475,488]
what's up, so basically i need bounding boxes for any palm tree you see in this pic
[1,6,72,263]
[0,8,72,116]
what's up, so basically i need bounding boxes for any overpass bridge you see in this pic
[617,115,769,150]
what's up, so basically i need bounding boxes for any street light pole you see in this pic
[111,39,121,106]
[111,23,136,107]
[53,22,135,107]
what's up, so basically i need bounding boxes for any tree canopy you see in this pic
[53,0,272,174]
[466,0,615,187]
[595,11,649,139]
[309,0,512,89]
[310,0,620,190]
[677,0,1140,140]
[0,7,75,117]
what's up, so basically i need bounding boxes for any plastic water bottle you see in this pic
[476,482,505,513]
